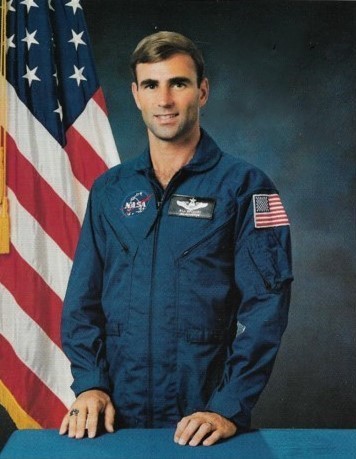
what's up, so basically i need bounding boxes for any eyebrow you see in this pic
[139,76,193,88]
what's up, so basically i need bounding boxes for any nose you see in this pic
[157,86,174,108]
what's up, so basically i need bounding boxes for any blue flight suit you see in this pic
[61,130,293,430]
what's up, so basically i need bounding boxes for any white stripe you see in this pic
[0,285,75,408]
[7,81,88,222]
[73,97,120,168]
[8,188,72,301]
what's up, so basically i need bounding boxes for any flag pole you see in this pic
[0,0,10,254]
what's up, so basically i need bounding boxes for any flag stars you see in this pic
[7,0,16,12]
[54,101,63,121]
[23,65,41,86]
[22,29,39,50]
[20,0,39,13]
[69,65,87,86]
[65,0,82,14]
[7,34,16,52]
[53,70,59,86]
[69,30,86,50]
[48,0,55,11]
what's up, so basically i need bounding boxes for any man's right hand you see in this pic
[59,389,115,439]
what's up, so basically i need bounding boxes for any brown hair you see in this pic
[130,31,205,86]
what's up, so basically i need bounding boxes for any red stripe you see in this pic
[257,222,289,226]
[64,125,108,190]
[7,134,81,259]
[258,210,287,216]
[0,245,62,347]
[257,214,288,220]
[92,87,108,115]
[0,336,67,428]
[256,219,289,226]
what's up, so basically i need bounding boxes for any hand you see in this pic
[59,389,115,439]
[174,411,237,447]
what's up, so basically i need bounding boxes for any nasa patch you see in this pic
[121,191,152,217]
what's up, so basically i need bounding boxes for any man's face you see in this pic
[131,53,209,144]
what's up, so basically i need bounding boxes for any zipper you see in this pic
[146,169,184,427]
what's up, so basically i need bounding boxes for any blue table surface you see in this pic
[1,428,356,459]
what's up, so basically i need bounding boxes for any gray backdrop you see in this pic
[83,0,356,429]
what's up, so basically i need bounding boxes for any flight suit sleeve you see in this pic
[61,182,111,397]
[205,190,293,429]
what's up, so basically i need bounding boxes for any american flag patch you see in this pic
[253,194,290,228]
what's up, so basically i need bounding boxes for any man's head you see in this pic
[131,31,209,145]
[130,31,205,87]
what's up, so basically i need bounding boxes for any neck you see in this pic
[149,128,201,188]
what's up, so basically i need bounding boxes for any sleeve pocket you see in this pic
[248,230,293,292]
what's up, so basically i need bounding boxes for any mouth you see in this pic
[154,114,178,120]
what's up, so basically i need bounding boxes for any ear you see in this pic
[199,78,209,108]
[131,82,142,110]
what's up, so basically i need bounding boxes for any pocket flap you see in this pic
[186,328,225,343]
[105,322,121,336]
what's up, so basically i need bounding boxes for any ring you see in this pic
[69,408,79,417]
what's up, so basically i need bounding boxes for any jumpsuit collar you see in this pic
[134,129,222,174]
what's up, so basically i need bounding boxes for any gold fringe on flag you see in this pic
[0,380,42,429]
[0,0,10,254]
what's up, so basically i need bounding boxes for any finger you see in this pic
[86,407,100,438]
[176,419,201,446]
[68,409,81,438]
[75,409,88,439]
[59,415,69,435]
[203,429,222,446]
[189,422,214,447]
[174,417,190,443]
[104,403,115,433]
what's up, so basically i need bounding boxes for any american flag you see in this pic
[0,0,119,429]
[253,194,290,228]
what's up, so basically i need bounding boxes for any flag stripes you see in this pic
[64,126,108,191]
[72,90,118,168]
[0,288,74,408]
[0,246,62,346]
[0,335,68,428]
[7,187,73,301]
[7,134,81,259]
[7,82,89,222]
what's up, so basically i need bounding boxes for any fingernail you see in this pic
[178,438,186,445]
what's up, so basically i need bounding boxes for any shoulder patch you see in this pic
[253,194,290,228]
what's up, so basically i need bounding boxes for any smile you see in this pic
[155,114,178,119]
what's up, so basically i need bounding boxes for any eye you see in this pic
[173,81,186,89]
[144,83,157,90]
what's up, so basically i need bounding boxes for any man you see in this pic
[59,31,293,447]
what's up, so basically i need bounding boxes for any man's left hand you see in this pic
[174,411,237,447]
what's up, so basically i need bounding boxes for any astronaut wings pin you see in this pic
[168,195,216,219]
